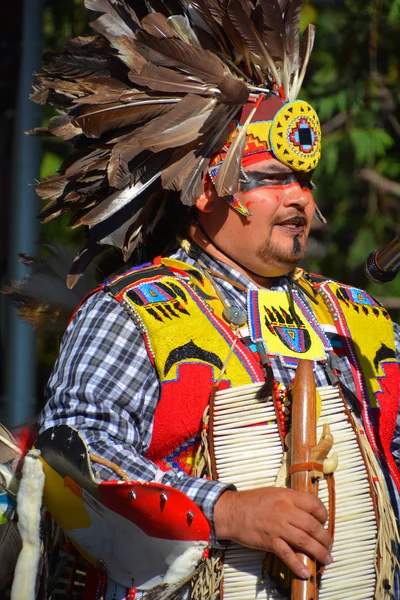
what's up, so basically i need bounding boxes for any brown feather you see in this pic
[203,0,224,26]
[37,149,109,204]
[258,0,285,63]
[162,104,236,204]
[66,77,139,106]
[215,99,261,196]
[180,108,238,204]
[137,95,217,152]
[279,0,290,13]
[161,147,198,192]
[41,48,124,79]
[75,75,129,93]
[141,12,175,38]
[72,90,129,106]
[284,0,304,73]
[226,0,281,86]
[221,6,249,65]
[166,15,201,47]
[86,0,140,40]
[128,63,211,95]
[47,115,83,140]
[217,73,249,105]
[65,148,110,175]
[134,31,226,85]
[33,76,87,99]
[96,210,144,249]
[72,99,177,138]
[75,171,160,227]
[29,86,49,105]
[293,23,315,99]
[36,175,70,202]
[188,0,229,52]
[110,35,148,71]
[107,130,141,188]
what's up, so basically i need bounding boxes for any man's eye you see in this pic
[260,175,291,185]
[261,177,283,184]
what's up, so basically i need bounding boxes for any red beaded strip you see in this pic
[272,377,290,438]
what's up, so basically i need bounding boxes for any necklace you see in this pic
[195,256,247,328]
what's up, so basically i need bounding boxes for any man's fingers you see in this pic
[289,511,332,552]
[284,525,333,565]
[294,492,328,524]
[271,538,311,580]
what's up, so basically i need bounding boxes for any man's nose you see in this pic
[281,183,313,208]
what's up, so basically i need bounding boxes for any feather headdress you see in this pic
[30,0,319,286]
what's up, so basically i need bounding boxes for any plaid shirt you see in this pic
[39,246,400,552]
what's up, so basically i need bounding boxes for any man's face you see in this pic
[198,158,316,278]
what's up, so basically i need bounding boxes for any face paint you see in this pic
[239,170,315,194]
[293,235,301,255]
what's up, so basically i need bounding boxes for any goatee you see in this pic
[293,235,301,255]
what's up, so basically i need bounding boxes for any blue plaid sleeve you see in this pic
[38,290,231,544]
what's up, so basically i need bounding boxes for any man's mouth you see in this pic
[275,216,307,234]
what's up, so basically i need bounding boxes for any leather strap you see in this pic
[288,461,324,475]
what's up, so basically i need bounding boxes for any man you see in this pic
[40,156,334,577]
[33,0,400,598]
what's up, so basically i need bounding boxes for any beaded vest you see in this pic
[104,257,400,493]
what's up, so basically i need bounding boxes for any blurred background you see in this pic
[1,0,400,428]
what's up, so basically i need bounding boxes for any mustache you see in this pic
[274,214,308,227]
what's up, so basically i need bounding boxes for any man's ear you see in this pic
[194,178,216,214]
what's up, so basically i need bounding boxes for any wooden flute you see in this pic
[290,359,319,600]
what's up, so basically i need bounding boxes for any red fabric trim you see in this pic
[374,362,400,492]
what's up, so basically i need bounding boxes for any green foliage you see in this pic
[43,0,90,51]
[301,0,400,321]
[40,151,63,180]
[388,0,400,22]
[349,128,394,165]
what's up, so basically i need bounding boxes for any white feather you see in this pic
[163,543,207,584]
[11,450,45,600]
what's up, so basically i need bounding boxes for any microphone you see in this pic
[365,235,400,284]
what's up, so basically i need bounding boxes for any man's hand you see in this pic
[214,487,333,579]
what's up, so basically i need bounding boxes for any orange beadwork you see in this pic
[156,435,201,476]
